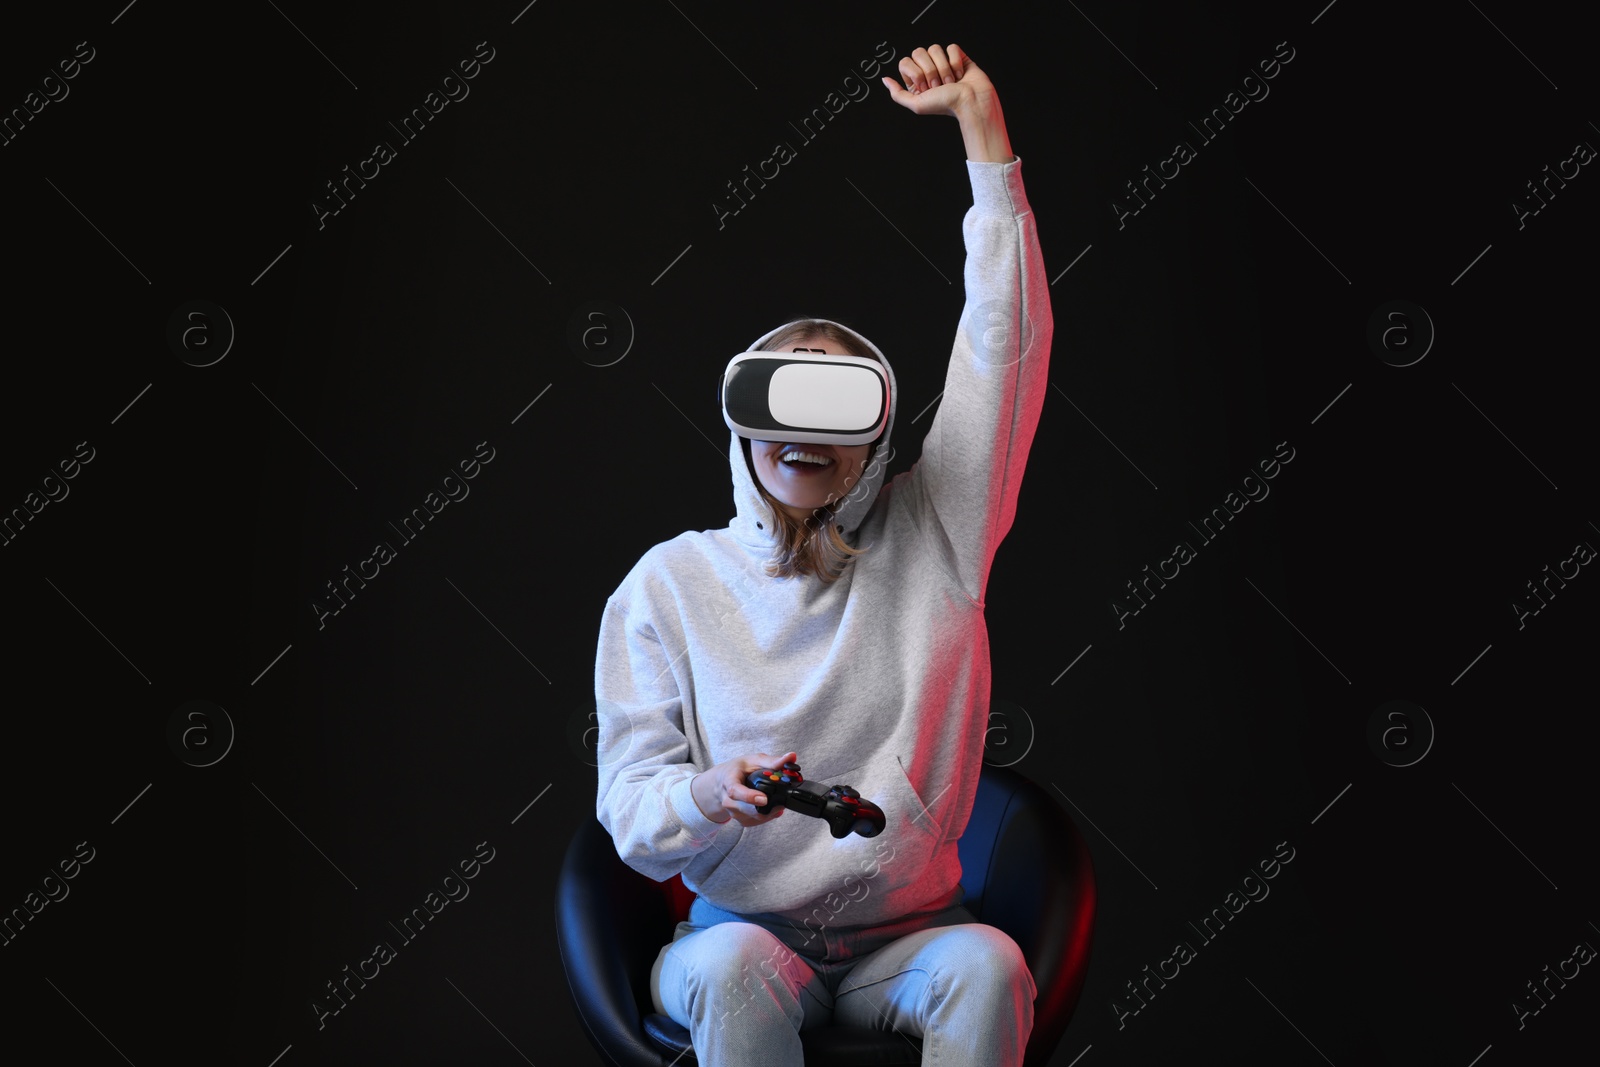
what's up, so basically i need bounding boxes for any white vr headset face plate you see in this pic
[721,352,889,447]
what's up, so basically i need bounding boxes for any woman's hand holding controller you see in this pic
[691,752,799,826]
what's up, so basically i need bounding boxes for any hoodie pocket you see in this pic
[866,753,947,895]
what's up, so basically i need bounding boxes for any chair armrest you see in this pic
[555,817,679,1067]
[960,766,1097,1065]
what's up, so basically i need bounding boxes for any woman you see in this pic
[594,42,1052,1066]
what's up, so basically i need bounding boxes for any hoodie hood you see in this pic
[727,319,899,550]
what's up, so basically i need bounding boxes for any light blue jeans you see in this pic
[650,887,1036,1066]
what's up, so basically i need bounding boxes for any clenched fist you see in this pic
[881,43,1013,163]
[882,44,996,117]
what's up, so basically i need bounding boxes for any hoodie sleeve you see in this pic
[594,587,735,882]
[906,156,1053,605]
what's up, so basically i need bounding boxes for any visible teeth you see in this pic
[782,451,830,465]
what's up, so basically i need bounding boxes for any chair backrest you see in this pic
[557,762,1096,1067]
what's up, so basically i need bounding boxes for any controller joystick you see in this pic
[744,761,887,839]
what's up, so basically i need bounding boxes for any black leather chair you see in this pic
[557,762,1095,1065]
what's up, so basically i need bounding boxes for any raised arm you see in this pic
[883,45,1053,604]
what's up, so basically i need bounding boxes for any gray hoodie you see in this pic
[594,156,1051,929]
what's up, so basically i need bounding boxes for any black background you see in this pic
[2,1,1594,1064]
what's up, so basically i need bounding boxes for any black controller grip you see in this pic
[745,762,886,839]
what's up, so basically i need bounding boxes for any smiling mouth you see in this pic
[781,458,833,474]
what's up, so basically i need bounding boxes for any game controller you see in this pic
[745,761,886,839]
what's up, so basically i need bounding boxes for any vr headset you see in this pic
[720,351,889,447]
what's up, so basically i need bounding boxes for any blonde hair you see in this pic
[742,320,884,584]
